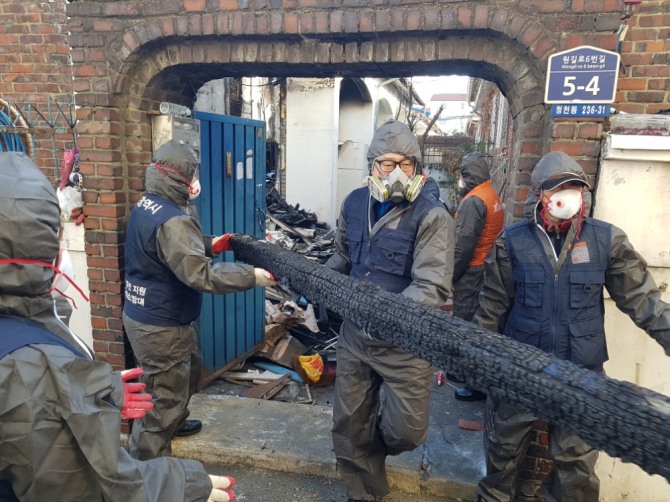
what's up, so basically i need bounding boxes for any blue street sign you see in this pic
[545,46,620,104]
[551,104,611,118]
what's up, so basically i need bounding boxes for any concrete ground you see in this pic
[173,372,487,501]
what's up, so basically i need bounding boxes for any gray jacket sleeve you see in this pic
[0,345,212,502]
[402,206,455,309]
[324,203,352,274]
[605,224,670,355]
[156,215,256,294]
[454,196,487,283]
[472,232,515,333]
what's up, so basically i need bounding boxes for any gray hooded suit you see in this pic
[0,151,212,502]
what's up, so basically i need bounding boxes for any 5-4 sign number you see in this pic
[544,46,619,104]
[562,76,600,97]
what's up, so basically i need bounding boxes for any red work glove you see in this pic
[212,233,233,253]
[120,367,154,420]
[70,207,85,226]
[254,268,277,287]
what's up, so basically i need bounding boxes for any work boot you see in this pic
[174,419,202,437]
[454,386,486,402]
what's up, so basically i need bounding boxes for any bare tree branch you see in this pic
[419,105,444,157]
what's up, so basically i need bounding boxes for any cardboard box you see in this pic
[257,335,306,368]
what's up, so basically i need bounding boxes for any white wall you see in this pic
[195,79,229,115]
[283,77,410,227]
[285,78,339,228]
[337,97,373,218]
[61,222,93,349]
[593,134,670,501]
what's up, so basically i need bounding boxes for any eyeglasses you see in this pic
[375,158,416,175]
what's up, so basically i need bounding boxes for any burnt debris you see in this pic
[265,187,335,263]
[230,233,670,483]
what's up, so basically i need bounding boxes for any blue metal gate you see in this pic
[195,111,266,378]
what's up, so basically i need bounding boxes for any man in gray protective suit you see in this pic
[326,119,455,502]
[474,151,670,502]
[0,151,236,502]
[123,140,276,460]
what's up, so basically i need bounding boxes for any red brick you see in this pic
[184,0,206,12]
[457,6,473,28]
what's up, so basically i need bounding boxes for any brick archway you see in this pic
[66,1,614,368]
[115,32,551,211]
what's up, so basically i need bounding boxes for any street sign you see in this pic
[551,104,611,118]
[544,46,620,104]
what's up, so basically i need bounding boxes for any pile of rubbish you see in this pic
[210,188,341,404]
[217,282,342,406]
[265,187,335,264]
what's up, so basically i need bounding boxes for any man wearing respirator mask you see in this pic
[0,151,236,502]
[472,151,670,502]
[123,140,276,462]
[326,119,455,502]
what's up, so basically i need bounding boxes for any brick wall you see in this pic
[615,1,670,114]
[0,0,74,181]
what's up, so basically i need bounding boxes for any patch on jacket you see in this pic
[571,241,591,264]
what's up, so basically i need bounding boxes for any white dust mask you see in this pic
[189,179,201,200]
[545,189,582,220]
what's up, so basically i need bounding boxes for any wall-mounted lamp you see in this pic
[159,102,191,117]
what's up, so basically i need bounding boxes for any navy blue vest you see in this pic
[0,316,85,359]
[503,218,612,369]
[123,194,201,326]
[342,187,441,293]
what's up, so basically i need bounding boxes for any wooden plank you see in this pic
[223,370,283,381]
[240,374,291,399]
[267,213,312,244]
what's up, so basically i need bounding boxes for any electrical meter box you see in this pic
[151,114,201,159]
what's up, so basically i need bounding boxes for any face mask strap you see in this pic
[153,163,193,187]
[0,258,90,304]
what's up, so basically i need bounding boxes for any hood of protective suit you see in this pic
[529,151,589,197]
[145,140,199,206]
[524,151,591,220]
[0,152,60,299]
[459,152,490,192]
[367,119,422,172]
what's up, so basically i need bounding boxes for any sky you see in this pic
[411,75,470,103]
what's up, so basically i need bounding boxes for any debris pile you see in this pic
[211,189,339,404]
[215,256,341,405]
[265,187,335,263]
